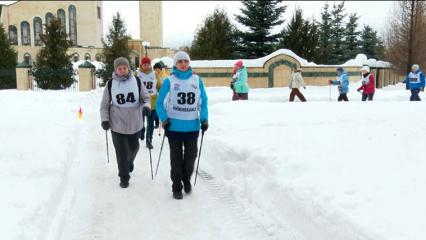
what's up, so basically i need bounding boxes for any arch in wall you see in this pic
[23,52,32,64]
[20,21,31,46]
[68,5,77,46]
[264,54,300,88]
[57,9,66,33]
[95,54,101,62]
[45,12,54,27]
[84,53,91,61]
[72,52,80,62]
[8,25,18,45]
[33,17,42,46]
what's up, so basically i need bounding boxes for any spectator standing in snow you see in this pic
[329,67,350,101]
[138,57,162,149]
[357,65,376,101]
[232,60,250,100]
[156,51,209,200]
[100,57,151,188]
[403,64,425,101]
[230,67,239,101]
[289,67,307,102]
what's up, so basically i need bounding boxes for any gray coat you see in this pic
[100,74,151,135]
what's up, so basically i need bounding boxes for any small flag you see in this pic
[77,107,83,120]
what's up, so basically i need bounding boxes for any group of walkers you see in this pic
[100,51,208,200]
[287,64,425,102]
[99,50,425,200]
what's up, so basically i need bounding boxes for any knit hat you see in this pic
[336,67,344,73]
[114,57,130,71]
[234,60,244,69]
[412,64,420,71]
[360,65,370,73]
[141,57,151,66]
[173,51,190,66]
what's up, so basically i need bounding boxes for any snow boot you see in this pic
[130,162,134,173]
[183,181,192,194]
[173,191,183,200]
[120,179,129,188]
[146,141,153,150]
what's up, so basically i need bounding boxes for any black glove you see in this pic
[162,118,171,130]
[201,120,209,132]
[101,121,110,131]
[142,106,151,116]
[230,82,234,90]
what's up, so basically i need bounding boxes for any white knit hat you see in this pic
[412,64,420,70]
[173,51,190,66]
[360,65,370,73]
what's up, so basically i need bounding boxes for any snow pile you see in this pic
[152,57,174,69]
[72,60,105,71]
[343,54,391,68]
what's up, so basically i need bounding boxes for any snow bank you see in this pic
[343,54,391,68]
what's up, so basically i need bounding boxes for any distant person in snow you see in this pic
[138,57,162,149]
[403,64,425,101]
[230,67,239,101]
[289,67,307,102]
[232,60,249,100]
[156,51,209,200]
[100,57,151,188]
[357,65,375,101]
[329,67,350,101]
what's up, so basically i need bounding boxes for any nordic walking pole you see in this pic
[194,130,205,186]
[155,134,166,177]
[149,148,153,180]
[105,130,110,163]
[329,82,332,102]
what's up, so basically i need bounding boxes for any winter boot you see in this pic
[173,191,183,200]
[183,181,192,194]
[120,179,129,188]
[146,139,153,149]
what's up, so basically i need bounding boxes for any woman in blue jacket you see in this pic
[329,67,350,102]
[156,51,208,200]
[403,64,425,101]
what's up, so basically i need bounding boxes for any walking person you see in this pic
[233,60,249,100]
[138,57,162,149]
[329,67,350,102]
[100,57,151,188]
[357,65,376,101]
[403,64,425,101]
[156,51,209,200]
[289,67,307,102]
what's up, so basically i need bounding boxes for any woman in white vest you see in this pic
[100,57,151,188]
[156,51,209,200]
[138,57,162,149]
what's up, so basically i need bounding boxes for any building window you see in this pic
[97,6,101,19]
[84,53,91,61]
[8,26,18,45]
[68,5,77,46]
[24,53,31,64]
[21,21,31,46]
[57,9,66,33]
[72,53,80,62]
[45,12,54,27]
[33,17,43,46]
[95,54,101,61]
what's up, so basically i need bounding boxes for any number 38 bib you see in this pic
[167,75,201,120]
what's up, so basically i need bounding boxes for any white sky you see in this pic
[1,1,395,49]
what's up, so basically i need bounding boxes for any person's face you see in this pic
[176,59,190,71]
[154,68,161,74]
[337,71,341,76]
[116,65,129,76]
[412,67,417,73]
[361,70,368,75]
[141,63,151,71]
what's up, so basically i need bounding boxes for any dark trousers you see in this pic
[289,88,307,102]
[111,131,140,182]
[167,134,199,193]
[362,93,374,101]
[146,109,157,143]
[237,93,248,100]
[232,90,239,101]
[338,93,349,102]
[410,89,421,101]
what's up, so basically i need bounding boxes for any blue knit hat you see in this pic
[336,67,344,73]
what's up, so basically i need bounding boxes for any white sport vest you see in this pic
[362,74,371,85]
[408,72,421,83]
[139,71,157,96]
[166,75,201,120]
[111,78,140,108]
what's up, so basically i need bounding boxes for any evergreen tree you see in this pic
[0,24,18,89]
[360,24,385,60]
[329,1,347,64]
[190,8,237,60]
[317,2,333,64]
[101,12,131,84]
[235,0,286,58]
[344,13,361,60]
[33,17,74,90]
[279,8,319,62]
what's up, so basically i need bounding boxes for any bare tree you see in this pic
[385,0,426,74]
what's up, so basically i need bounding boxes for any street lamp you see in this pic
[142,41,151,57]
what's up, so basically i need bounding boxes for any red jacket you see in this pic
[357,74,375,94]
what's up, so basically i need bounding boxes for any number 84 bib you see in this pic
[167,75,201,120]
